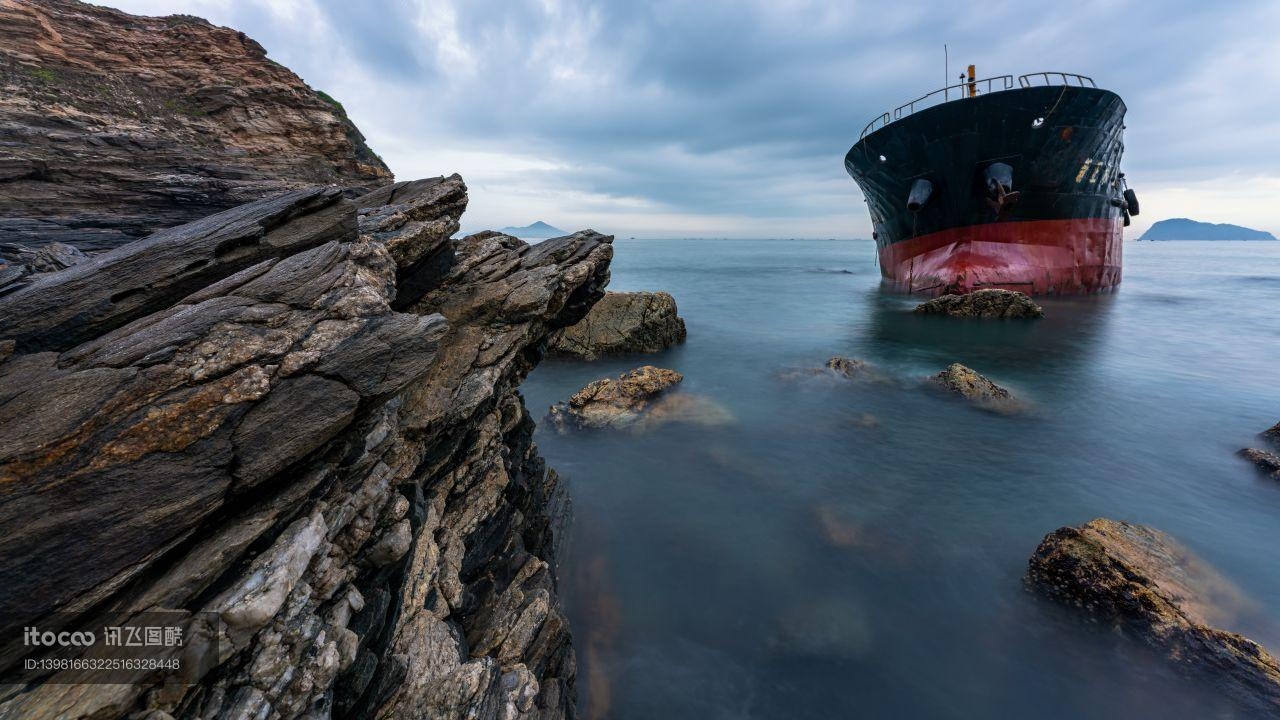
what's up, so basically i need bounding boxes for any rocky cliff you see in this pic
[0,174,612,719]
[0,0,392,252]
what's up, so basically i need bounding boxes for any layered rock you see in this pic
[1028,519,1280,715]
[929,363,1024,414]
[354,174,468,307]
[0,0,392,252]
[914,289,1044,319]
[0,240,85,273]
[547,290,686,360]
[0,182,612,719]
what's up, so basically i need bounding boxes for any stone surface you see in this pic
[547,290,687,360]
[1261,421,1280,447]
[0,186,354,353]
[1239,447,1280,478]
[826,356,869,378]
[825,356,892,383]
[780,356,888,383]
[929,363,1024,414]
[914,289,1044,318]
[354,174,470,313]
[1,240,87,272]
[0,0,392,252]
[547,365,684,431]
[1028,519,1280,715]
[0,180,613,720]
[0,240,91,292]
[636,392,735,431]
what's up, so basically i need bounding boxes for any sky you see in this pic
[107,0,1280,238]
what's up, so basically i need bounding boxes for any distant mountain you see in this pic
[499,221,566,239]
[1139,218,1276,241]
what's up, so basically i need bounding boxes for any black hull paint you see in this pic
[845,86,1128,252]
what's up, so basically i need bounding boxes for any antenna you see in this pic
[944,44,949,102]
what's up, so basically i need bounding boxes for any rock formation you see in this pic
[547,365,730,433]
[0,240,86,273]
[913,289,1044,319]
[1028,519,1280,715]
[0,177,613,719]
[547,365,683,432]
[1262,421,1280,447]
[547,290,687,360]
[0,0,392,253]
[779,356,887,383]
[929,363,1024,414]
[1238,421,1280,479]
[1239,448,1280,479]
[825,356,888,381]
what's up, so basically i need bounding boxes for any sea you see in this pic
[520,238,1280,719]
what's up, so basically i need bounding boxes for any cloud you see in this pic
[105,0,1280,237]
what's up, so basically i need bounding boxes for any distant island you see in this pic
[1139,218,1276,241]
[499,220,567,238]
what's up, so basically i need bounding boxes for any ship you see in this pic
[844,68,1138,295]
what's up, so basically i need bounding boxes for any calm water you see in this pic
[522,239,1280,719]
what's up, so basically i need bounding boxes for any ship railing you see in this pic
[1017,72,1096,88]
[859,112,892,139]
[859,75,1015,139]
[858,71,1101,140]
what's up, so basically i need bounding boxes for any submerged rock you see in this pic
[1238,421,1280,478]
[769,597,873,660]
[813,504,864,549]
[781,356,887,383]
[547,290,687,360]
[640,392,735,430]
[849,412,880,428]
[1262,421,1280,447]
[914,289,1044,319]
[1239,447,1280,478]
[1028,519,1280,715]
[547,366,683,431]
[826,356,873,379]
[929,363,1024,414]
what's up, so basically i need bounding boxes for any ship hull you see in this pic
[879,217,1122,294]
[846,85,1128,295]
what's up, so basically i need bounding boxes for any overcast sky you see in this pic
[108,0,1280,238]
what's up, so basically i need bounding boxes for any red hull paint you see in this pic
[879,218,1123,295]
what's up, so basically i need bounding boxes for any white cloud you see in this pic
[99,0,1279,238]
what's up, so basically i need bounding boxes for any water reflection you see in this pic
[863,286,1116,376]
